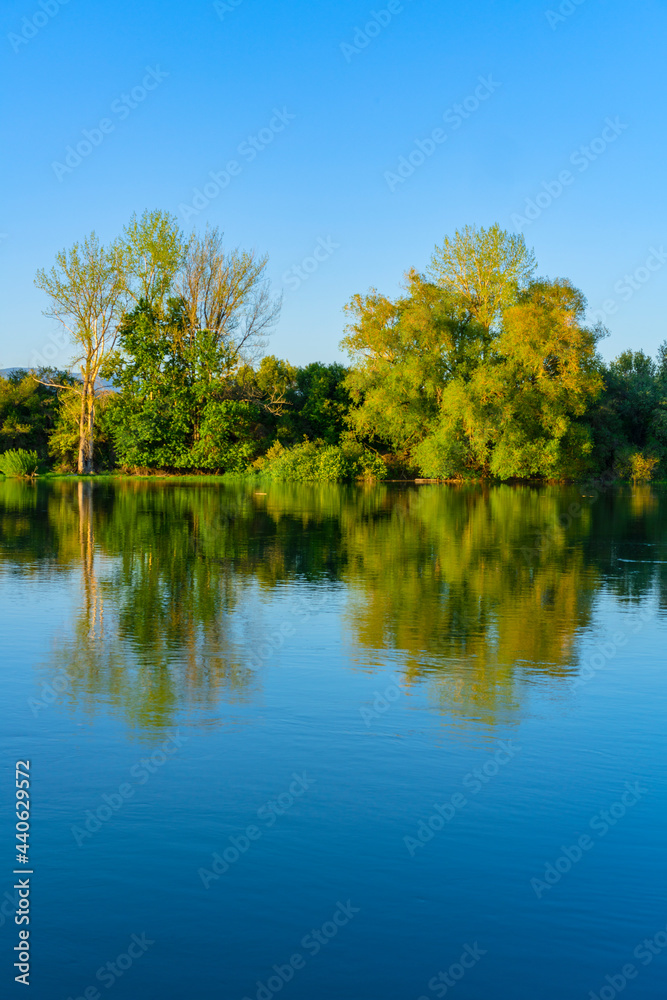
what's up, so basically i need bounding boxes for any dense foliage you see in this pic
[17,218,667,482]
[0,369,70,458]
[254,440,387,482]
[343,271,606,479]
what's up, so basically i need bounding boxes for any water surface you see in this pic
[1,480,665,999]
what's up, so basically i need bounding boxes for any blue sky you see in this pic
[1,0,665,369]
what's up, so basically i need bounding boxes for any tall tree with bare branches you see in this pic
[177,226,281,373]
[34,233,125,473]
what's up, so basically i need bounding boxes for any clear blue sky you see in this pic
[1,0,665,370]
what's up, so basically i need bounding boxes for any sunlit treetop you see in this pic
[428,223,536,331]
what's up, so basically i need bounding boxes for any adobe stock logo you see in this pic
[403,740,521,856]
[529,781,649,899]
[340,0,415,62]
[178,107,296,221]
[8,0,70,54]
[545,0,587,30]
[510,117,628,228]
[213,0,244,19]
[384,75,501,192]
[588,248,667,327]
[51,66,169,181]
[282,237,340,292]
[417,943,487,999]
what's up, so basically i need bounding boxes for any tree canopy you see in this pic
[428,223,536,331]
[18,215,667,483]
[343,231,608,480]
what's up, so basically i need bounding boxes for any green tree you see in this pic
[238,354,298,441]
[119,208,186,307]
[34,233,126,473]
[589,347,667,474]
[416,279,603,479]
[107,300,260,471]
[482,279,603,477]
[342,270,486,461]
[281,362,350,445]
[428,223,536,331]
[607,350,658,445]
[106,224,282,471]
[343,266,603,479]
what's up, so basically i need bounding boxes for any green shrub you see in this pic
[341,440,387,481]
[629,451,659,484]
[615,448,660,483]
[0,449,39,477]
[256,440,386,482]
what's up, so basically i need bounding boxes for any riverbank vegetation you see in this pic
[2,213,666,482]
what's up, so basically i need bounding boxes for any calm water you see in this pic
[1,480,666,999]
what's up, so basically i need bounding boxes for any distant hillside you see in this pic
[0,368,114,390]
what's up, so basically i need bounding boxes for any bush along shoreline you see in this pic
[2,216,666,484]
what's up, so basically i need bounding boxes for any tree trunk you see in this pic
[78,378,95,474]
[85,387,95,475]
[77,389,87,475]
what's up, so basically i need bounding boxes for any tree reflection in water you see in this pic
[1,479,664,732]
